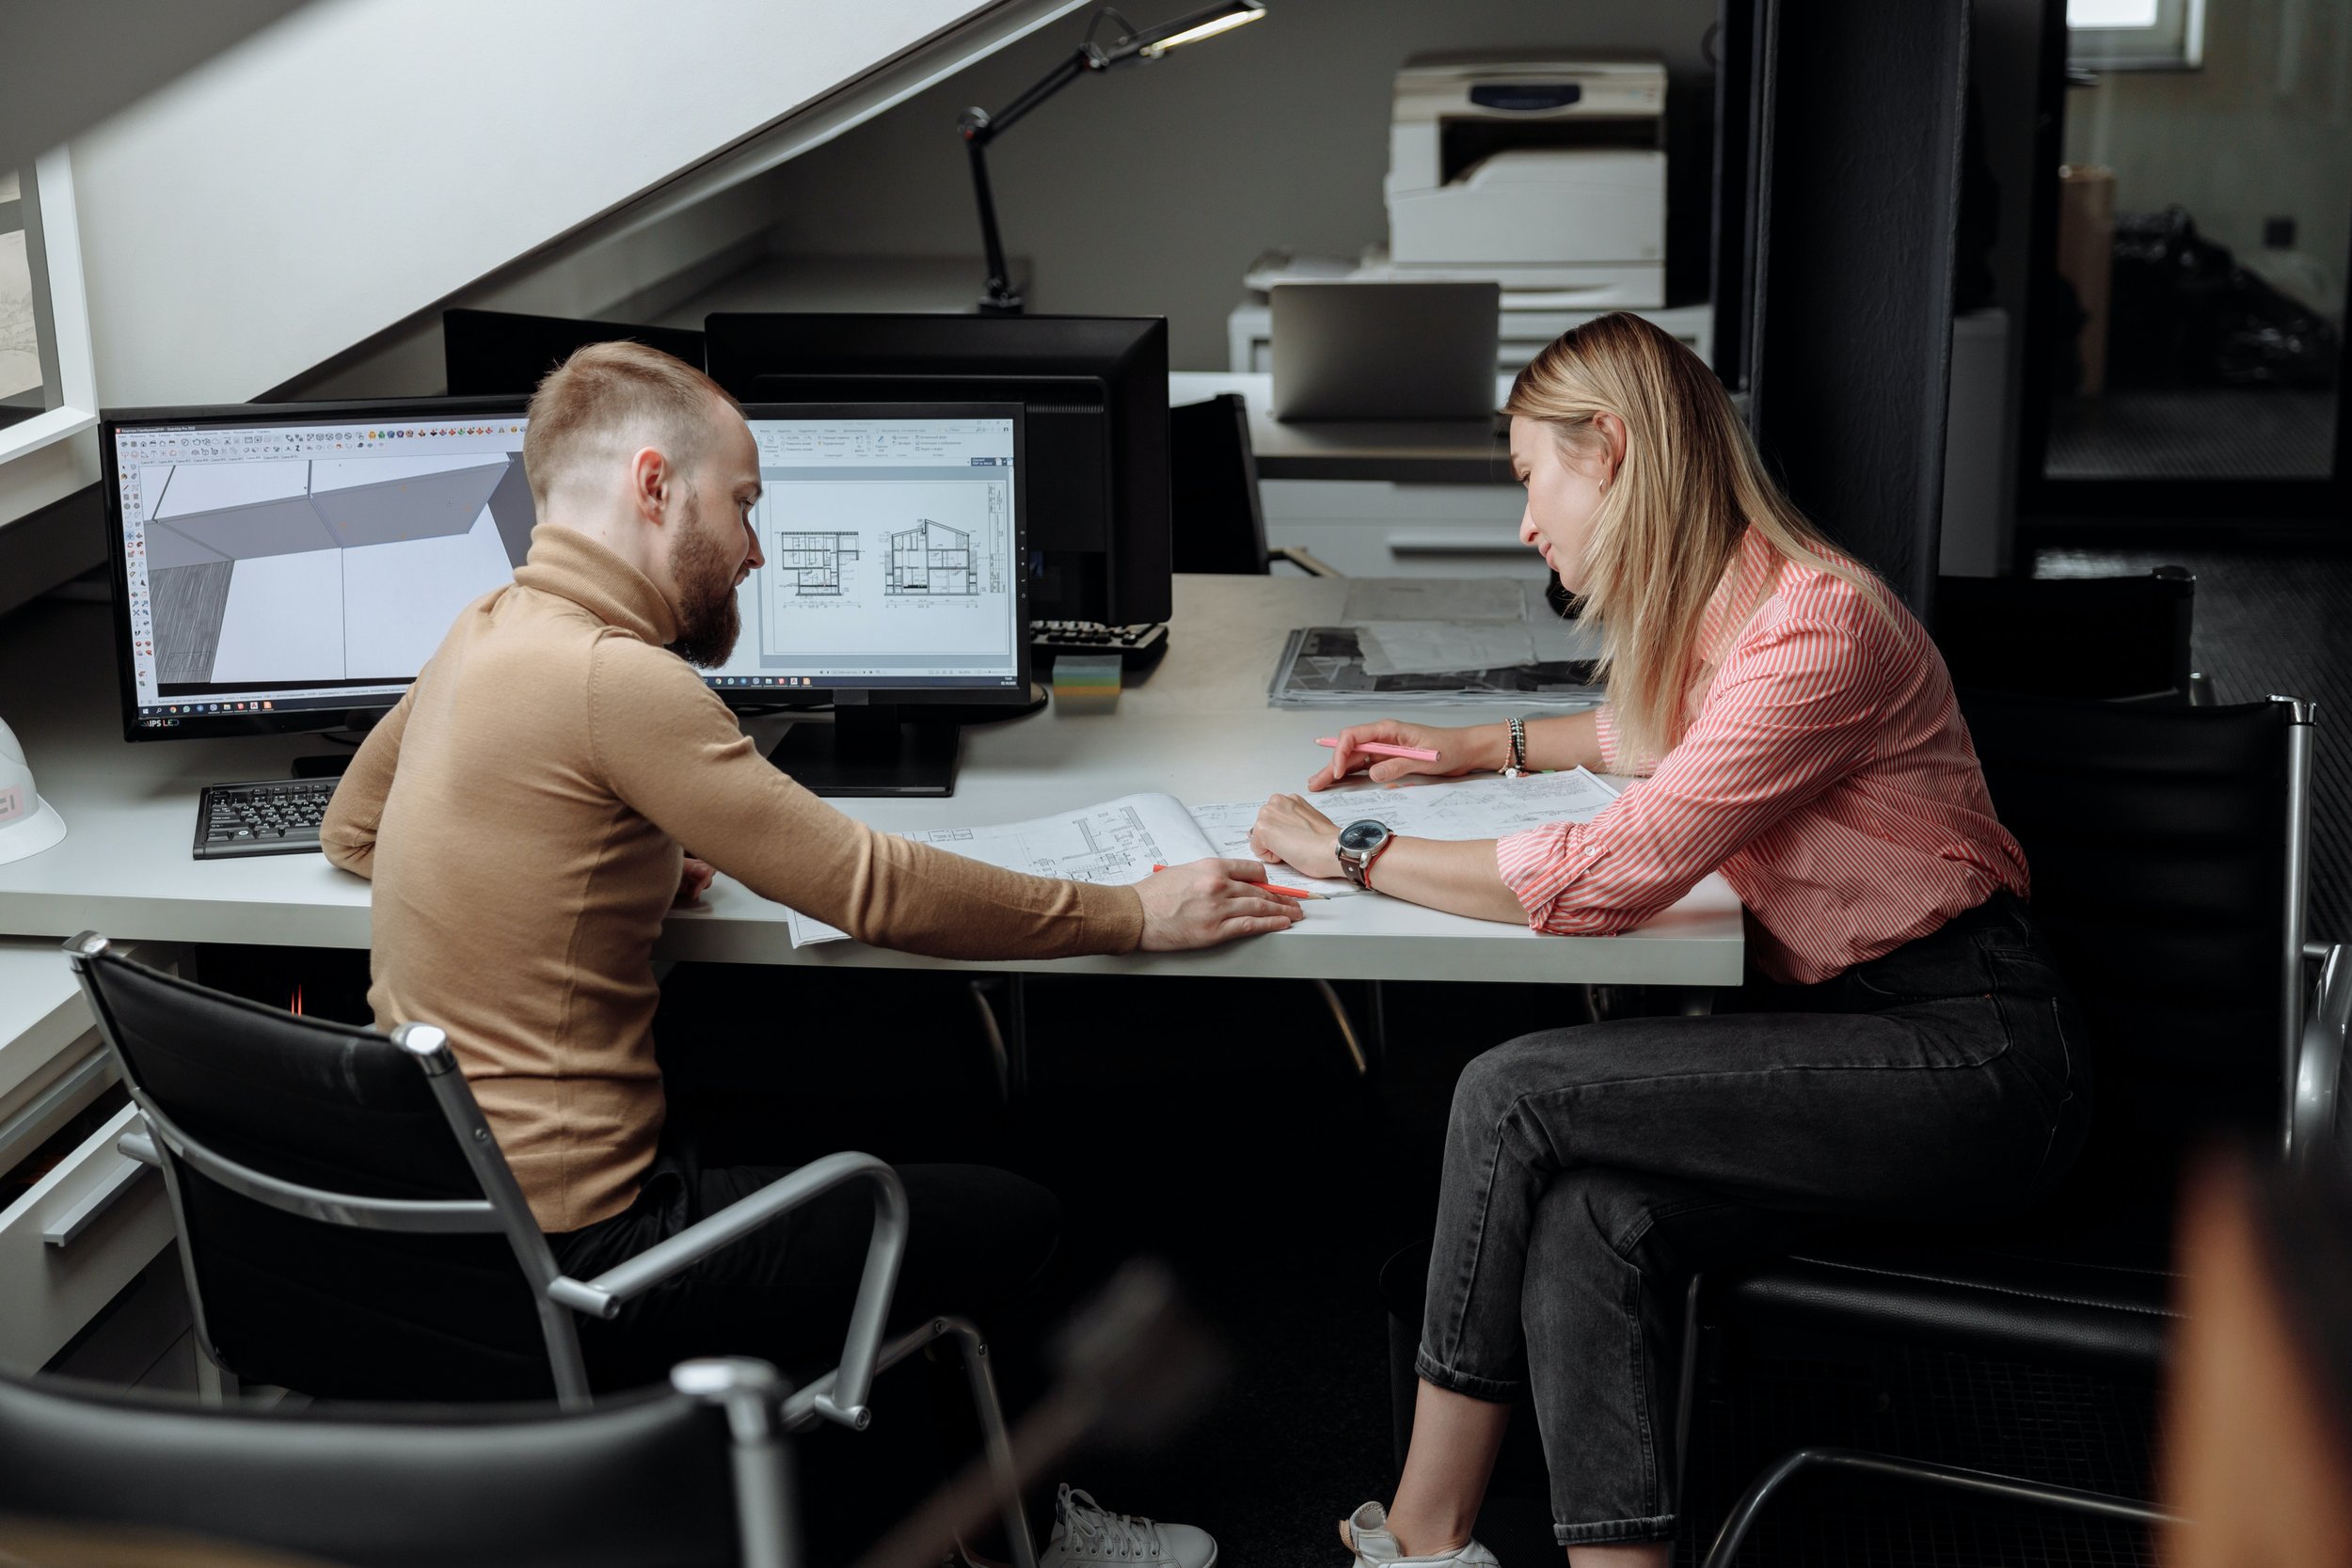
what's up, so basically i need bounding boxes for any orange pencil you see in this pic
[1151,863,1327,899]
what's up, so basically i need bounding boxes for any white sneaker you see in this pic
[1038,1483,1217,1568]
[1340,1501,1499,1568]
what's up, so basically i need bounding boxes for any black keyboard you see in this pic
[1029,619,1169,672]
[194,778,338,860]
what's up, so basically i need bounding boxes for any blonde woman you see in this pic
[1251,314,2088,1567]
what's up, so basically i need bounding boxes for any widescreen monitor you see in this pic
[103,398,532,743]
[703,313,1169,626]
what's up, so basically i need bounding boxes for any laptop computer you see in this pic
[1269,280,1502,420]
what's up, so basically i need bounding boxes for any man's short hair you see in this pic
[521,341,741,508]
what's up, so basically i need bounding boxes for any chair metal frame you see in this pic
[1676,693,2347,1567]
[62,934,1036,1568]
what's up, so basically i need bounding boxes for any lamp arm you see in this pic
[958,47,1098,314]
[963,134,1019,313]
[966,47,1098,146]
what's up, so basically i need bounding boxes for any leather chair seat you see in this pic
[1708,1222,2181,1375]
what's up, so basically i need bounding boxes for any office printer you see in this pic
[1384,53,1667,307]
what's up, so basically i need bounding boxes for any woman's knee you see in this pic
[1449,1028,1574,1135]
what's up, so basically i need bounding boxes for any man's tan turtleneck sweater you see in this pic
[322,525,1143,1231]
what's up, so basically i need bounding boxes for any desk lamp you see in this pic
[957,1,1265,313]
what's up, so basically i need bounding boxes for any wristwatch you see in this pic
[1335,819,1395,891]
[1504,716,1529,779]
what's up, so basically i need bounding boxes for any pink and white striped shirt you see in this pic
[1495,527,2029,985]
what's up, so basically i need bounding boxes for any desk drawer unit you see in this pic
[1261,480,1549,580]
[0,940,180,1371]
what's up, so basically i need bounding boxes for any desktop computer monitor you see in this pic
[702,313,1169,626]
[443,308,707,396]
[102,398,533,747]
[698,402,1029,797]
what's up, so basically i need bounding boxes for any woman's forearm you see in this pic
[1365,836,1528,925]
[1523,709,1604,772]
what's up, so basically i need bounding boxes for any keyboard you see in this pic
[1029,620,1169,672]
[194,778,338,860]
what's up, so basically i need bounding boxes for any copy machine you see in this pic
[1384,53,1668,307]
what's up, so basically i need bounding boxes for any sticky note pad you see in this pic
[1053,654,1122,713]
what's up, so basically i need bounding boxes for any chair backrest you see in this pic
[1934,567,2194,701]
[1959,689,2310,1213]
[0,1362,773,1568]
[64,939,568,1402]
[1168,393,1271,576]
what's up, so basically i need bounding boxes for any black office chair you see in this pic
[1169,394,1338,578]
[61,936,1038,1568]
[1681,689,2347,1565]
[0,1356,789,1568]
[1932,565,2211,704]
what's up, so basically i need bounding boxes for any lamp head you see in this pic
[1133,0,1265,58]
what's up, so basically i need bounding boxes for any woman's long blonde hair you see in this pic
[1504,312,1891,765]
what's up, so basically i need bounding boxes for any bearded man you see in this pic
[320,342,1279,1566]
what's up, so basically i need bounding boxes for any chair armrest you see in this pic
[547,1151,909,1430]
[1267,545,1342,578]
[2291,941,2348,1163]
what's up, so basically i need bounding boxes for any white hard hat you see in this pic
[0,716,67,865]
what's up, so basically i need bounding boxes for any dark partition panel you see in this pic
[1744,0,1972,618]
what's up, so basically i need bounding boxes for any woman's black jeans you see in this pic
[1415,892,2090,1546]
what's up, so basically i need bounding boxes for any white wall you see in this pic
[753,0,1723,369]
[64,0,1071,407]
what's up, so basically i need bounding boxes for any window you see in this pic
[2069,0,2204,71]
[0,146,96,474]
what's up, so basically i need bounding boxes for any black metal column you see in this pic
[1744,0,1973,618]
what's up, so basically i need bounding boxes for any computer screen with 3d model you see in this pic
[103,398,533,741]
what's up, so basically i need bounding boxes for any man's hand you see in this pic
[675,856,716,907]
[1310,720,1502,790]
[1251,794,1344,879]
[1135,859,1303,951]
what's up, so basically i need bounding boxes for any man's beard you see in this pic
[666,496,743,668]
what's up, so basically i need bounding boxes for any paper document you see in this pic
[1269,626,1601,707]
[783,792,1218,947]
[1342,577,1526,624]
[1357,621,1537,677]
[1326,768,1622,842]
[781,771,1625,947]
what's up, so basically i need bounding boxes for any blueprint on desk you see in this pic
[1320,767,1622,843]
[783,792,1219,947]
[782,772,1627,944]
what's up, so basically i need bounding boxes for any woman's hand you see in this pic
[1309,721,1504,791]
[1251,793,1344,879]
[675,855,716,907]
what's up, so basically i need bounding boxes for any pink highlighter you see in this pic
[1317,737,1441,763]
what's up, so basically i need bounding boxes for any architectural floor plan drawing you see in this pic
[885,518,977,595]
[772,531,859,595]
[784,794,1218,946]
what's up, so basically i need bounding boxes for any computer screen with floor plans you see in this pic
[702,409,1025,696]
[109,407,532,728]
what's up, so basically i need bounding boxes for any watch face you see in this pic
[1338,819,1391,852]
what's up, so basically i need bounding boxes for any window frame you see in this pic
[2068,0,2205,72]
[0,145,97,472]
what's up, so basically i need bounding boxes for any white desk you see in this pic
[0,576,1741,985]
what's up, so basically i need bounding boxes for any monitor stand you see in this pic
[767,705,962,798]
[293,716,381,780]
